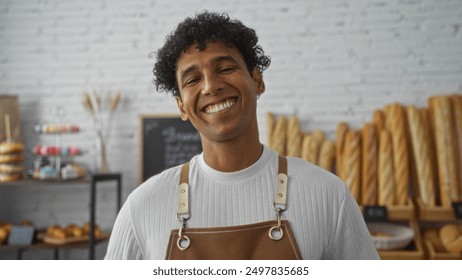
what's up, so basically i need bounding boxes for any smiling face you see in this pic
[175,41,265,146]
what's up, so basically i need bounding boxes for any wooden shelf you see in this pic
[423,240,462,260]
[415,198,456,221]
[376,219,425,260]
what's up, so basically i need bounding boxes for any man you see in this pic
[105,11,379,260]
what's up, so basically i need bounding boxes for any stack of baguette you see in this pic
[267,112,335,173]
[267,93,462,208]
[338,94,462,207]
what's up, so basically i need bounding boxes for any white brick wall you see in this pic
[0,0,461,259]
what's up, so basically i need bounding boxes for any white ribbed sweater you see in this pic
[105,145,379,260]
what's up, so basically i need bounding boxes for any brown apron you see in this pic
[165,156,302,260]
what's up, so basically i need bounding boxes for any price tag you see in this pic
[364,206,388,222]
[452,202,462,219]
[7,226,35,245]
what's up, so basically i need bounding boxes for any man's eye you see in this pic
[183,78,199,87]
[220,67,235,74]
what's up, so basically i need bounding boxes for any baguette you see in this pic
[384,103,409,205]
[361,123,378,206]
[429,96,460,206]
[450,94,462,201]
[309,129,324,165]
[271,115,287,156]
[266,112,275,149]
[301,134,311,162]
[335,122,349,180]
[318,140,335,172]
[344,129,361,204]
[407,106,436,206]
[372,109,385,132]
[378,130,395,206]
[286,115,302,157]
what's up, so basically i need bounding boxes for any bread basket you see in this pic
[367,222,415,250]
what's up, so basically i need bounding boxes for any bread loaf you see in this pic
[372,110,385,132]
[308,130,324,164]
[361,123,378,206]
[286,115,302,157]
[318,140,335,172]
[407,106,437,206]
[439,224,462,253]
[429,96,460,206]
[450,94,462,201]
[271,115,287,156]
[384,103,409,205]
[344,130,361,203]
[301,134,311,162]
[336,122,348,180]
[266,112,275,149]
[378,130,394,206]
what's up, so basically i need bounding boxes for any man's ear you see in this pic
[252,68,265,95]
[175,96,189,121]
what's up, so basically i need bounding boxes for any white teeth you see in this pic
[205,99,236,114]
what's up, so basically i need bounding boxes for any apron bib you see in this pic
[165,156,302,260]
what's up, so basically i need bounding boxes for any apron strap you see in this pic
[273,156,288,210]
[176,155,289,243]
[177,163,190,216]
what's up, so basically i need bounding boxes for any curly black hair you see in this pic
[153,11,271,97]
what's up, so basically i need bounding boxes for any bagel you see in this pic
[0,164,24,174]
[0,154,23,164]
[439,224,462,253]
[0,142,24,155]
[0,173,22,182]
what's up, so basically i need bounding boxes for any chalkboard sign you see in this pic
[139,115,202,182]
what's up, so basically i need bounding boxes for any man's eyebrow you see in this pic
[213,55,239,65]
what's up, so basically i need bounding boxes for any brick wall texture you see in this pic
[0,0,461,258]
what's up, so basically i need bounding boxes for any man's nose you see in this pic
[201,74,224,96]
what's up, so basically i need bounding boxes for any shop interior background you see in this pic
[0,0,461,259]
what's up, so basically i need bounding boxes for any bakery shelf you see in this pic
[361,198,416,221]
[423,240,462,260]
[415,198,455,221]
[376,219,425,260]
[0,173,121,259]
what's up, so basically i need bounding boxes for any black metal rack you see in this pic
[0,173,122,260]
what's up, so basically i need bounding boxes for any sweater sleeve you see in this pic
[325,185,380,260]
[104,196,144,260]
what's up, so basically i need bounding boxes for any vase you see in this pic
[95,132,109,173]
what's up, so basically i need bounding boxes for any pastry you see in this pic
[0,142,24,154]
[361,123,378,206]
[301,134,311,162]
[343,129,361,203]
[372,110,385,132]
[308,130,324,164]
[318,140,335,172]
[378,130,394,206]
[429,96,460,206]
[266,112,275,148]
[271,115,287,156]
[450,94,462,201]
[335,122,349,180]
[286,115,302,157]
[407,106,437,206]
[384,103,409,205]
[439,224,462,253]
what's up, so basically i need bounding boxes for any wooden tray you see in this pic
[415,198,455,221]
[423,240,462,260]
[40,232,110,245]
